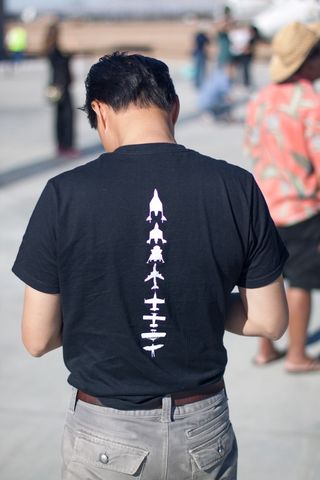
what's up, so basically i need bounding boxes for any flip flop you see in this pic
[252,350,286,366]
[285,359,320,374]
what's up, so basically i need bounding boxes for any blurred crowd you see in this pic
[193,6,259,121]
[191,12,320,373]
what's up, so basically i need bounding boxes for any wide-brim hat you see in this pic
[308,22,320,35]
[270,22,320,83]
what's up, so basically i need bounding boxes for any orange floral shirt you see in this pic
[245,80,320,226]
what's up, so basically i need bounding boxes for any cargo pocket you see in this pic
[67,431,149,479]
[189,423,237,478]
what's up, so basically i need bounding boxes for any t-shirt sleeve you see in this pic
[237,175,288,288]
[12,180,60,293]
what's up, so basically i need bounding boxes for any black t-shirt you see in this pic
[12,143,288,409]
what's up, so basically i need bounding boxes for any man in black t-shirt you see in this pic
[13,52,288,480]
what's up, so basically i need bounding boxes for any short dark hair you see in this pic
[307,40,320,61]
[292,40,320,80]
[82,52,177,129]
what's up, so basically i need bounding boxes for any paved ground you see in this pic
[0,57,320,480]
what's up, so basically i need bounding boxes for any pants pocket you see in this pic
[189,423,238,479]
[186,403,229,440]
[63,429,149,479]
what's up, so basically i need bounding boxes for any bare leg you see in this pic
[254,337,285,365]
[286,288,311,363]
[285,287,320,371]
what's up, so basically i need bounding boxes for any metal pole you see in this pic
[0,0,5,60]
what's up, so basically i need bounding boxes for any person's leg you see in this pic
[56,100,64,153]
[60,91,74,150]
[194,53,205,88]
[254,337,285,365]
[285,287,320,371]
[242,55,251,87]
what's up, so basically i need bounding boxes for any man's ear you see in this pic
[171,95,180,125]
[91,100,108,131]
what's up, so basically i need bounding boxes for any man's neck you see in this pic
[106,106,176,151]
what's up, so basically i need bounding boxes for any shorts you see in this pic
[277,213,320,290]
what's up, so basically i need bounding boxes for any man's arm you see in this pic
[21,285,62,357]
[225,275,288,340]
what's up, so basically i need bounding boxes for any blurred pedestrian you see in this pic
[13,52,288,479]
[198,7,234,120]
[229,23,257,88]
[216,5,234,69]
[245,22,320,373]
[192,30,210,88]
[198,63,233,121]
[44,22,78,158]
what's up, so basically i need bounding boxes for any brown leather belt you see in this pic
[77,379,224,409]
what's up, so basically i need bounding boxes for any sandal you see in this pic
[285,358,320,373]
[252,350,286,366]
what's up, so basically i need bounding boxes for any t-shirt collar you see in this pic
[113,142,186,155]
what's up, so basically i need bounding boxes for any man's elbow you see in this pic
[263,312,288,341]
[22,338,47,357]
[265,324,287,341]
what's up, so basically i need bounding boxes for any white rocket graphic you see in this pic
[147,245,164,264]
[147,222,167,244]
[144,264,164,290]
[141,188,167,358]
[146,189,167,223]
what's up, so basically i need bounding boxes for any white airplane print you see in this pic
[142,188,168,357]
[144,264,164,289]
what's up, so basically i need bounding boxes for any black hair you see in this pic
[290,40,320,80]
[82,52,177,129]
[307,40,320,60]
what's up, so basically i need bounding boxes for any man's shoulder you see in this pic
[48,154,107,189]
[187,148,253,182]
[47,147,252,191]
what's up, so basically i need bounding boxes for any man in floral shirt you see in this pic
[245,22,320,372]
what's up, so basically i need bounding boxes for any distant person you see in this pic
[200,7,235,121]
[192,30,210,88]
[229,24,257,88]
[198,63,233,121]
[245,22,320,373]
[44,22,78,158]
[5,25,27,66]
[13,52,288,479]
[216,5,234,68]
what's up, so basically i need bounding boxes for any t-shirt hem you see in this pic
[12,264,60,294]
[237,250,289,289]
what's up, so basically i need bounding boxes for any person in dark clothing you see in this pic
[192,30,210,88]
[44,23,78,158]
[229,24,259,88]
[13,52,288,479]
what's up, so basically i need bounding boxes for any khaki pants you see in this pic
[62,388,237,479]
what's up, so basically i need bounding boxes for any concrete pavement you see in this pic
[0,57,320,480]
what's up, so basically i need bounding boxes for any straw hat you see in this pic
[270,22,320,83]
[308,22,320,35]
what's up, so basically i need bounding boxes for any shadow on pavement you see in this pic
[0,106,246,188]
[0,143,103,187]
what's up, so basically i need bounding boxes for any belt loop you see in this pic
[161,395,172,423]
[68,387,78,414]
